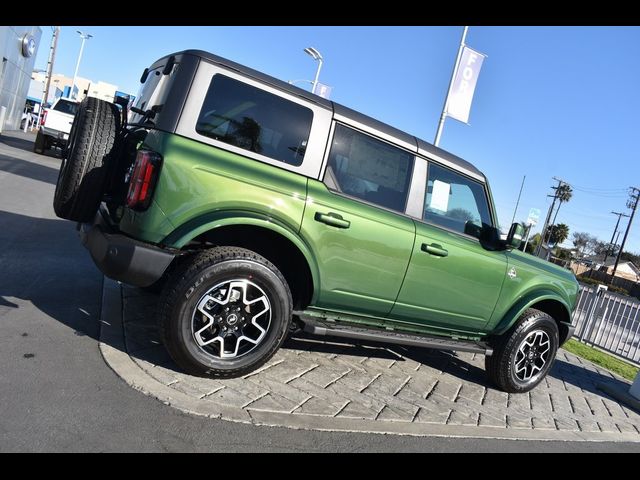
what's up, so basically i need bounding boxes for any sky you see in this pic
[33,26,640,251]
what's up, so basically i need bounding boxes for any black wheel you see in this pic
[485,308,559,393]
[53,96,121,222]
[160,247,292,378]
[33,130,45,154]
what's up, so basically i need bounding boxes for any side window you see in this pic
[423,163,492,239]
[324,124,414,212]
[196,75,313,166]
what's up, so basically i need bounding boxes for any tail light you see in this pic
[126,150,163,211]
[41,110,47,125]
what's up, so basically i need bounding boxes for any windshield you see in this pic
[53,99,79,116]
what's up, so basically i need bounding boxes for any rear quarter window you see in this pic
[196,74,313,166]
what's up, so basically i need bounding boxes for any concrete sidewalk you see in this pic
[100,278,640,442]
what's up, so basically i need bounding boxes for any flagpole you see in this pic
[434,25,469,147]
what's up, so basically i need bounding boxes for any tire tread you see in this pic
[53,97,120,221]
[159,246,292,378]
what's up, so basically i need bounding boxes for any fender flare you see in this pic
[492,289,572,336]
[162,210,320,301]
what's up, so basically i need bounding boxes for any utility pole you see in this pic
[603,211,629,265]
[536,177,565,257]
[36,26,59,128]
[610,187,640,283]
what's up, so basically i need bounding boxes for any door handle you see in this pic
[421,243,448,257]
[314,212,351,229]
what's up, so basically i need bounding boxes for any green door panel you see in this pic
[389,222,508,333]
[118,131,308,246]
[301,179,415,317]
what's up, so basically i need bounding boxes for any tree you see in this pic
[448,208,476,223]
[621,251,640,266]
[593,240,610,257]
[572,232,602,257]
[525,233,541,254]
[572,232,594,257]
[555,247,572,260]
[556,184,573,204]
[547,223,569,247]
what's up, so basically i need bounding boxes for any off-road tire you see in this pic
[53,96,120,222]
[159,247,293,378]
[34,130,45,154]
[485,308,559,393]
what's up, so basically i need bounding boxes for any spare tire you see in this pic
[53,96,121,222]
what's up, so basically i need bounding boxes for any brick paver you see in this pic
[110,284,640,439]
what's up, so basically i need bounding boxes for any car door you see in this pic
[389,161,508,334]
[300,123,416,318]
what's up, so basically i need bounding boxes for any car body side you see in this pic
[114,50,578,343]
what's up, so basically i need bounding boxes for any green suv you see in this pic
[53,50,579,393]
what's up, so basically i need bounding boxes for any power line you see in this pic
[569,184,628,192]
[570,190,629,198]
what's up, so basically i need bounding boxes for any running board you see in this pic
[298,318,492,356]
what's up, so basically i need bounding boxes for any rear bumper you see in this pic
[79,208,176,287]
[41,126,69,143]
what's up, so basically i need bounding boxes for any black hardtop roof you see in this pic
[158,50,484,180]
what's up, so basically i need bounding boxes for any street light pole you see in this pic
[70,30,92,100]
[303,47,323,95]
[36,26,59,128]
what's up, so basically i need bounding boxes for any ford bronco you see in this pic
[52,50,579,393]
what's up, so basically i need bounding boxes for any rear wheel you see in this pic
[160,247,292,378]
[53,96,121,222]
[33,130,45,154]
[485,308,559,393]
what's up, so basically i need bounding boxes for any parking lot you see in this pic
[1,129,639,451]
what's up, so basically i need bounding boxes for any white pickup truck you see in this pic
[34,98,79,155]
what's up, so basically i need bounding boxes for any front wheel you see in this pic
[485,309,559,393]
[160,247,292,378]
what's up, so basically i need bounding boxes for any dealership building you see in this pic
[0,26,42,131]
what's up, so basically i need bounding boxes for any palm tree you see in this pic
[541,184,574,259]
[548,223,570,247]
[551,184,573,225]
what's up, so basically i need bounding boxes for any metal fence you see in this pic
[572,283,640,365]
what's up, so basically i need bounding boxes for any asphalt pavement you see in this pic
[0,130,638,452]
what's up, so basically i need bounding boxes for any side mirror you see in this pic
[506,222,525,249]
